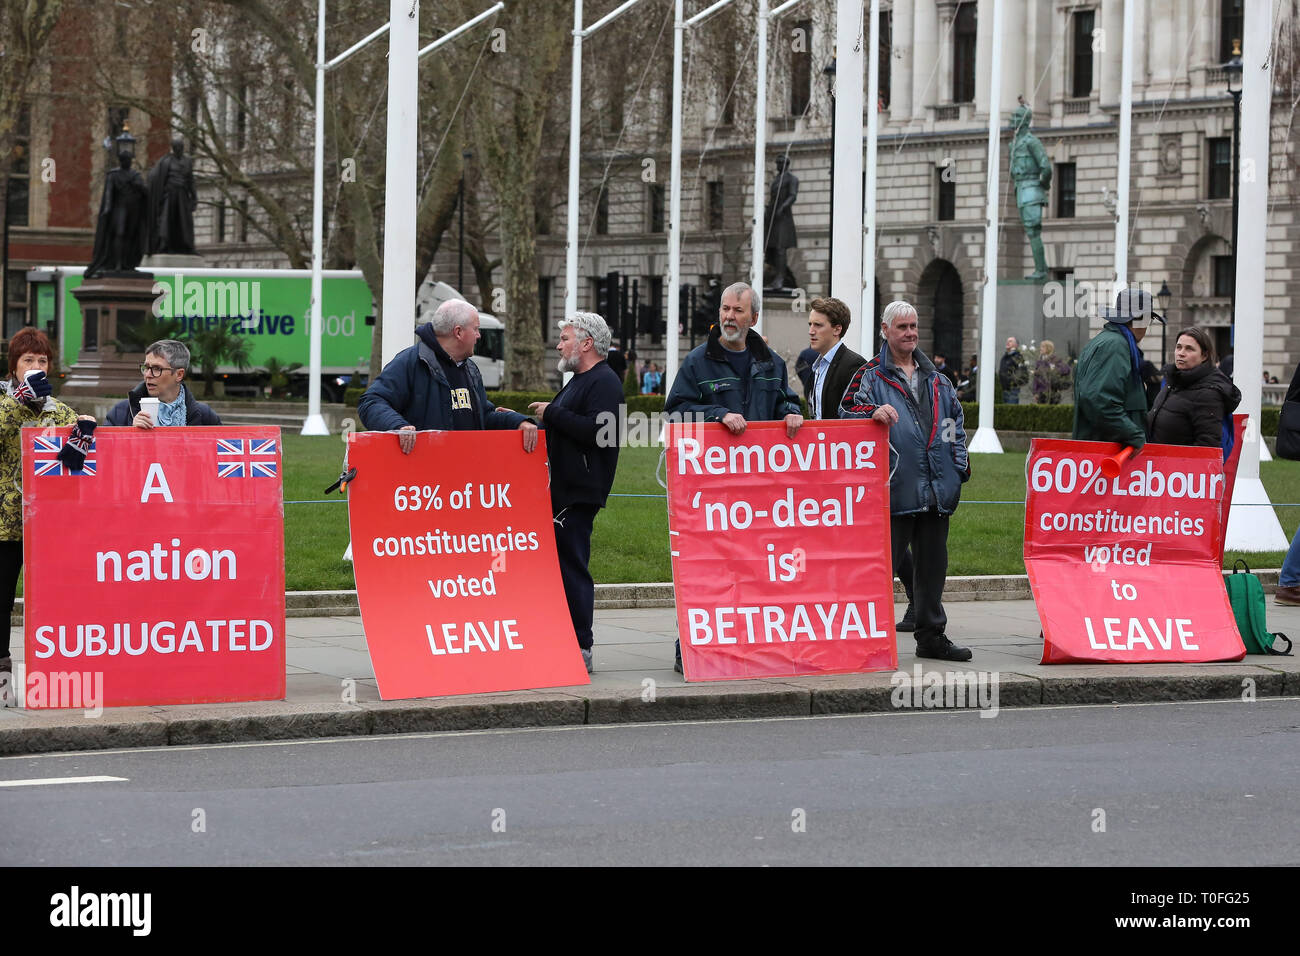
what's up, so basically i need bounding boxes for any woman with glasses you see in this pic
[104,339,222,427]
[0,328,95,686]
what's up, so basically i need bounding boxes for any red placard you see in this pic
[346,430,589,699]
[665,419,896,680]
[1024,438,1245,663]
[23,427,286,708]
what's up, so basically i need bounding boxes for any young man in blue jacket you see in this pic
[358,299,537,453]
[840,300,973,662]
[528,313,624,673]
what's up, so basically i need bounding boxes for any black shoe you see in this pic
[915,636,973,662]
[897,603,915,632]
[673,639,683,674]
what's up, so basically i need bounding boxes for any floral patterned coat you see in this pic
[0,391,78,541]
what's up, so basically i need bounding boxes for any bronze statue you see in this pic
[763,155,798,292]
[86,131,150,277]
[148,135,197,255]
[1010,97,1051,281]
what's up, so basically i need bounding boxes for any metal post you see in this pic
[1114,0,1134,293]
[564,0,583,320]
[665,0,683,394]
[380,0,419,369]
[1230,87,1241,329]
[301,0,329,435]
[457,171,465,293]
[859,0,880,352]
[969,0,1004,454]
[830,0,864,314]
[751,0,769,313]
[1225,0,1286,550]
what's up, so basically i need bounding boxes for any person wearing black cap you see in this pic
[1072,288,1166,454]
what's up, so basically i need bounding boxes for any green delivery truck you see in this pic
[24,268,505,401]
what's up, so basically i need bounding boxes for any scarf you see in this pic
[1116,323,1143,383]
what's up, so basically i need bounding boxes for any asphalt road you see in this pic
[2,699,1298,866]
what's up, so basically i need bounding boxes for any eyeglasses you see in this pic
[140,363,176,377]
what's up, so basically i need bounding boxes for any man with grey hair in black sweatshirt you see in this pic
[528,312,624,674]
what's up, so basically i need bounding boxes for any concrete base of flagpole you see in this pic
[968,426,1004,454]
[300,414,330,436]
[1225,475,1289,551]
[1259,440,1273,462]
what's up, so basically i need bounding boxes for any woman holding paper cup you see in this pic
[1148,326,1241,453]
[0,328,93,684]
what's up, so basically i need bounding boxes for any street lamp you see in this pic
[823,53,836,273]
[1157,279,1172,369]
[1223,39,1242,331]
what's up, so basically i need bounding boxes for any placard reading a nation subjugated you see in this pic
[23,427,286,708]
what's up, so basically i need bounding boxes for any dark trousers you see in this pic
[553,503,598,650]
[897,548,914,604]
[0,540,21,659]
[891,511,950,644]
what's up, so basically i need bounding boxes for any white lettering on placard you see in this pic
[425,620,523,655]
[140,463,174,503]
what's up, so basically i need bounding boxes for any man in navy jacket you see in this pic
[528,312,624,673]
[358,299,537,453]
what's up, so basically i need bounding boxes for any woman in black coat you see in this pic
[1148,326,1241,450]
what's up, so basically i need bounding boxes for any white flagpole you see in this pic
[1225,0,1287,551]
[969,0,1004,454]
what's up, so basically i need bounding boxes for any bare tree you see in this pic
[0,0,64,211]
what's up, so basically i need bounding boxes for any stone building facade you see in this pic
[506,0,1299,386]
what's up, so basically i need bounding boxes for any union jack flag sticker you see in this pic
[216,437,278,478]
[32,436,96,477]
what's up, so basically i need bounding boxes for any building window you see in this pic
[215,201,226,243]
[1055,162,1076,217]
[953,2,977,104]
[238,197,250,243]
[538,277,551,338]
[790,19,811,115]
[1220,0,1243,63]
[1212,255,1235,297]
[595,188,608,235]
[707,181,724,232]
[235,84,249,152]
[1207,137,1232,199]
[648,183,665,233]
[1071,10,1095,98]
[878,10,892,110]
[5,105,31,228]
[936,167,955,221]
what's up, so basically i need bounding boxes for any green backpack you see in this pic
[1226,561,1293,655]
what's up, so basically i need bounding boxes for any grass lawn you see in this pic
[280,435,1300,589]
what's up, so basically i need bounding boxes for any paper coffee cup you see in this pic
[139,397,160,425]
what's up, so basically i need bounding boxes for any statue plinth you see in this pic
[62,274,157,397]
[141,253,206,270]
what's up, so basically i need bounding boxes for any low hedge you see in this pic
[487,391,668,416]
[486,393,1283,436]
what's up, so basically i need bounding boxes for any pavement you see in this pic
[2,579,1298,757]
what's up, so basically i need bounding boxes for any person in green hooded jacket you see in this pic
[1072,288,1166,455]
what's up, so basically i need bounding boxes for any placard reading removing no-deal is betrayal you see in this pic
[666,419,897,681]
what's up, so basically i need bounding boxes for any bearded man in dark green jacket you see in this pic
[1072,288,1166,455]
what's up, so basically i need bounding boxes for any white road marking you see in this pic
[0,775,128,787]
